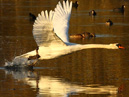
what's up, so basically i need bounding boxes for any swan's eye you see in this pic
[116,43,121,47]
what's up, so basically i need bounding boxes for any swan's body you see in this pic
[6,43,122,66]
[18,43,121,60]
[5,0,124,67]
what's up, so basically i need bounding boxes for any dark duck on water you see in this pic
[113,5,125,13]
[72,1,79,9]
[89,10,97,16]
[29,13,36,22]
[106,19,113,26]
[70,32,96,39]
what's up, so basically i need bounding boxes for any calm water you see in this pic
[0,0,129,97]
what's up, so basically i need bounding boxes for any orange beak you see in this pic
[118,46,125,49]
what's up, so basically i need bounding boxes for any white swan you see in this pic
[5,0,124,67]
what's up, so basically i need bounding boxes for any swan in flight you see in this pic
[5,0,124,67]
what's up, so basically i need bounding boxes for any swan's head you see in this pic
[110,43,125,49]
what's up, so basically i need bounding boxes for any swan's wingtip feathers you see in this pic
[58,1,61,4]
[70,1,73,11]
[53,0,72,43]
[41,11,45,19]
[49,10,54,21]
[66,0,69,9]
[33,10,54,27]
[45,10,49,20]
[63,0,72,14]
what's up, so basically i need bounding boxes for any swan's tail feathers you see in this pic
[33,10,66,47]
[53,0,72,43]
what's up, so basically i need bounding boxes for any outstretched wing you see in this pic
[33,10,66,47]
[53,0,72,43]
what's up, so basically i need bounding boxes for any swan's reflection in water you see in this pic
[5,67,119,97]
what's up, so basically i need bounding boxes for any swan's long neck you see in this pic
[82,44,118,49]
[69,43,118,50]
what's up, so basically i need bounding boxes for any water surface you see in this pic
[0,0,129,97]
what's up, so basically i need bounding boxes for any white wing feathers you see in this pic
[33,10,66,47]
[32,0,72,47]
[33,10,53,46]
[53,0,72,43]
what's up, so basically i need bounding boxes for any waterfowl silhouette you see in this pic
[113,5,125,13]
[70,32,96,39]
[89,10,96,16]
[72,1,79,9]
[106,19,113,26]
[5,0,124,67]
[29,13,36,22]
